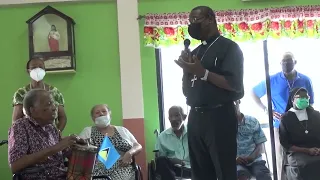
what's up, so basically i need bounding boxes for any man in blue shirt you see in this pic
[235,100,271,180]
[155,106,191,180]
[251,52,314,180]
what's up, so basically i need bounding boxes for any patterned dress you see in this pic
[12,84,65,124]
[90,126,135,180]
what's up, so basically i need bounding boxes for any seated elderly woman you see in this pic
[279,87,320,180]
[8,89,84,180]
[79,104,142,180]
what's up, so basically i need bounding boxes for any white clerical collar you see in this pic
[289,108,308,121]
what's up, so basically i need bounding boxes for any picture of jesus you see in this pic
[48,25,60,52]
[33,14,67,53]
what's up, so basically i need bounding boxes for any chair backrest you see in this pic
[0,140,8,146]
[131,156,143,180]
[153,129,160,158]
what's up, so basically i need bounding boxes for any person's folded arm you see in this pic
[279,117,308,153]
[251,81,268,111]
[206,43,244,92]
[128,142,142,156]
[8,123,59,173]
[124,127,142,156]
[249,143,264,160]
[249,118,268,160]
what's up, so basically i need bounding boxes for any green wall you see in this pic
[138,0,320,163]
[0,2,122,179]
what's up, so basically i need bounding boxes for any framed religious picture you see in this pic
[26,6,76,73]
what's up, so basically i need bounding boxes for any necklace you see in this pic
[286,79,296,90]
[196,36,221,61]
[190,36,220,88]
[299,121,309,134]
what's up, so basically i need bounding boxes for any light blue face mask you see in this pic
[95,115,111,127]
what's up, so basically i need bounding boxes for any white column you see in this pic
[116,0,146,178]
[117,0,144,119]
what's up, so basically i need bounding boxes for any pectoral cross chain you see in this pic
[191,75,197,87]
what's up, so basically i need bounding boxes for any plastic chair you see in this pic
[132,156,143,180]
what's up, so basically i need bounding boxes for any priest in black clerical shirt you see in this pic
[175,6,244,180]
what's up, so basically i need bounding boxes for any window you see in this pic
[160,42,267,129]
[160,45,197,127]
[158,38,320,175]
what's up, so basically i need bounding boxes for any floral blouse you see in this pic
[12,84,65,120]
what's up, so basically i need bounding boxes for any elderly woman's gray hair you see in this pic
[90,104,111,117]
[23,89,48,116]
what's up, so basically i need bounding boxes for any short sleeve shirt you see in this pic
[8,117,67,180]
[237,115,267,162]
[155,126,190,168]
[252,72,314,128]
[12,84,65,119]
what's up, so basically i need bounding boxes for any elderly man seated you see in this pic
[8,89,84,180]
[234,100,272,180]
[155,106,191,180]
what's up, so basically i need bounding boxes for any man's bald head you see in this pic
[281,52,296,74]
[169,105,185,115]
[282,52,295,61]
[191,6,216,20]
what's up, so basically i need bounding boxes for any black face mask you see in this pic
[282,62,295,73]
[188,23,202,40]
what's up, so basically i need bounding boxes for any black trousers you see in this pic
[156,156,192,180]
[188,102,238,180]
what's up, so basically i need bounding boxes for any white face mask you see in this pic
[95,115,111,127]
[30,68,46,82]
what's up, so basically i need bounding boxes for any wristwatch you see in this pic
[200,69,209,81]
